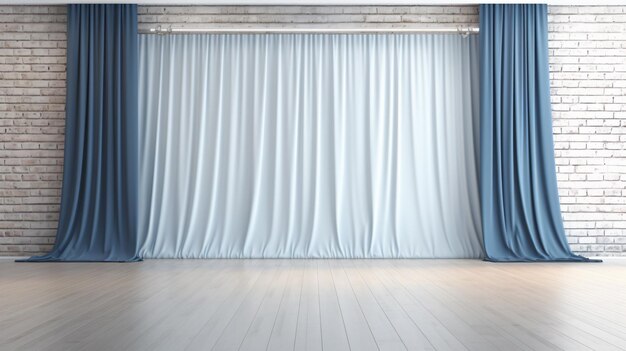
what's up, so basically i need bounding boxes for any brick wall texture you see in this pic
[0,5,624,257]
[0,6,66,256]
[547,7,626,256]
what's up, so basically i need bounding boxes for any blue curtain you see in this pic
[23,4,140,261]
[479,4,594,262]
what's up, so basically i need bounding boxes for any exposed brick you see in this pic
[549,5,626,257]
[0,5,65,257]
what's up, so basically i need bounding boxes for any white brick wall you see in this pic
[136,5,478,31]
[548,6,626,256]
[1,5,624,257]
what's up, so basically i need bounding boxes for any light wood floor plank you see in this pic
[266,262,305,351]
[1,259,625,351]
[329,260,379,351]
[349,261,435,351]
[238,261,292,351]
[184,261,267,350]
[317,260,352,351]
[341,260,408,351]
[386,260,531,351]
[369,261,470,351]
[293,260,323,351]
[208,260,284,351]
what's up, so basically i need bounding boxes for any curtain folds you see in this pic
[23,5,140,261]
[138,34,483,258]
[21,5,592,261]
[479,4,593,262]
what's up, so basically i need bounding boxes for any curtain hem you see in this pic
[16,256,143,263]
[483,256,601,263]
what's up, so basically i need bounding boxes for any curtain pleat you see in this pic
[138,34,483,258]
[22,4,139,262]
[479,4,595,262]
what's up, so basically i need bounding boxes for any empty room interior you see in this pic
[1,1,626,350]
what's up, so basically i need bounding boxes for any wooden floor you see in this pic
[1,259,625,351]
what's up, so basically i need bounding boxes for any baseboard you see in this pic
[0,256,28,261]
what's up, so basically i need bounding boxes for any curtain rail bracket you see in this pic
[152,25,171,35]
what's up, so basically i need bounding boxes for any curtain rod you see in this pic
[143,26,479,35]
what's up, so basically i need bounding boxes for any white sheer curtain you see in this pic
[138,34,482,258]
